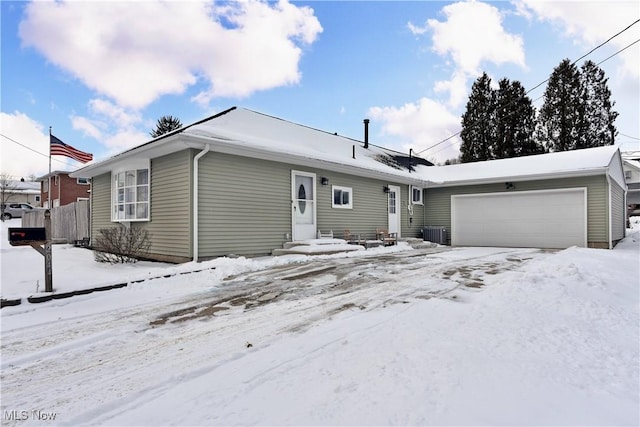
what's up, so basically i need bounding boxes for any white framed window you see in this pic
[332,185,352,209]
[411,186,423,205]
[624,170,632,180]
[77,177,90,185]
[112,161,150,222]
[35,195,41,203]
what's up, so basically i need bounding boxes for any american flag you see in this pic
[50,134,93,163]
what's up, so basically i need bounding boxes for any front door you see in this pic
[292,171,316,241]
[388,185,400,236]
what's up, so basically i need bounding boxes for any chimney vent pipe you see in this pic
[363,119,369,149]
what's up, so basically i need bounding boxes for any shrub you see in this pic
[93,226,151,263]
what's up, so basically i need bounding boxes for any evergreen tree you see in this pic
[493,78,542,159]
[578,60,618,148]
[460,73,495,163]
[150,115,183,138]
[535,59,582,152]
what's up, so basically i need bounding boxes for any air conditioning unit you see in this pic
[422,226,447,244]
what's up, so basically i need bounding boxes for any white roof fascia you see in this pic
[424,168,609,188]
[71,134,188,178]
[608,150,627,189]
[182,134,426,186]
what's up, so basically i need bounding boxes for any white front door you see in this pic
[387,185,401,236]
[292,171,317,241]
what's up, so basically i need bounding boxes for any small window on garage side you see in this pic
[77,177,90,185]
[411,186,423,205]
[332,186,352,209]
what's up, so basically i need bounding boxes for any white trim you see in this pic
[111,161,151,223]
[193,145,210,262]
[77,177,90,185]
[331,185,353,209]
[291,170,317,241]
[387,185,401,237]
[411,185,423,205]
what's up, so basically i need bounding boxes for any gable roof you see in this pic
[71,106,624,189]
[72,107,427,185]
[415,145,625,188]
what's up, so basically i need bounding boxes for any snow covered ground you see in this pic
[1,218,639,426]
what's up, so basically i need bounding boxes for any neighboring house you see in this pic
[1,179,41,206]
[37,170,91,208]
[622,152,640,215]
[71,107,627,263]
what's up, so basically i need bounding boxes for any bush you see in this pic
[93,226,151,263]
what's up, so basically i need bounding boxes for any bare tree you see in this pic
[0,172,18,222]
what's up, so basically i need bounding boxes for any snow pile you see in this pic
[0,220,638,426]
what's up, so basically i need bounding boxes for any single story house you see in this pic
[1,179,41,206]
[71,107,626,262]
[72,107,429,263]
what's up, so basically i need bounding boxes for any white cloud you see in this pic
[0,112,67,178]
[515,0,639,80]
[19,0,322,110]
[71,99,147,155]
[368,98,462,164]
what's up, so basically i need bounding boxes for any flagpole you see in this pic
[48,126,52,209]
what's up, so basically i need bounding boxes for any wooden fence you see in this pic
[23,200,90,243]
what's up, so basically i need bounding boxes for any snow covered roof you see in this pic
[4,180,40,195]
[72,106,623,189]
[416,145,624,188]
[73,107,427,185]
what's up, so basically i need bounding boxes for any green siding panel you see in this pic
[425,175,610,246]
[611,180,625,242]
[90,173,113,242]
[196,152,422,258]
[144,150,192,259]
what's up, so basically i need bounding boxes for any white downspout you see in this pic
[606,172,612,249]
[193,145,210,262]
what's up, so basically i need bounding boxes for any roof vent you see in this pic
[363,119,369,149]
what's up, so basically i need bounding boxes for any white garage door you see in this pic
[451,188,587,249]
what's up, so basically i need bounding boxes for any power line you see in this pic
[416,19,640,157]
[1,133,70,166]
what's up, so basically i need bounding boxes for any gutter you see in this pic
[192,144,210,262]
[423,168,609,189]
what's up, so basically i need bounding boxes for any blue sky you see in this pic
[1,0,639,179]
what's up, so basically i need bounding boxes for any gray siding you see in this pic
[90,173,112,242]
[90,151,193,262]
[196,152,422,258]
[424,175,610,247]
[611,179,625,243]
[144,150,192,260]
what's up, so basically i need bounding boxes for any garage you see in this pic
[451,188,587,249]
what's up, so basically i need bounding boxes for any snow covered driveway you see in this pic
[1,241,638,426]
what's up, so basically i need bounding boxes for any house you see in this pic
[71,107,627,262]
[1,179,41,206]
[421,145,627,249]
[71,107,427,263]
[622,151,640,216]
[37,170,91,208]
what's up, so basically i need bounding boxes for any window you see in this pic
[77,177,90,185]
[35,195,41,203]
[332,186,352,209]
[113,167,149,221]
[411,186,423,205]
[625,170,632,180]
